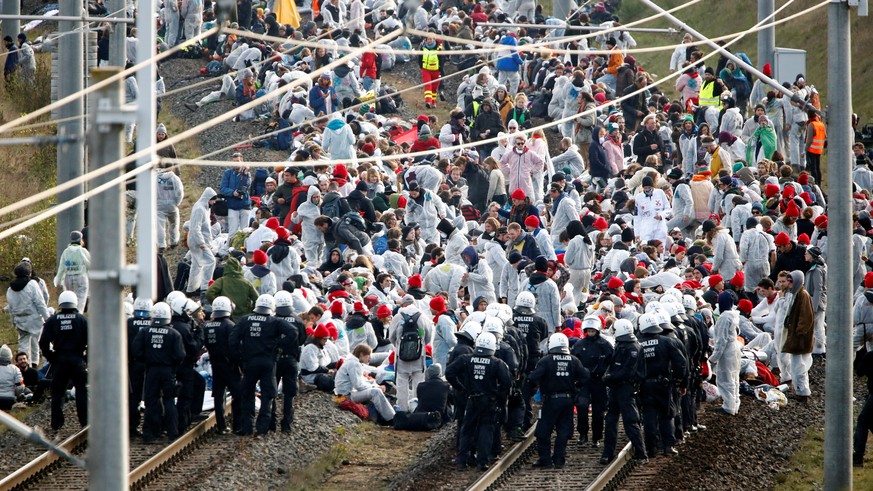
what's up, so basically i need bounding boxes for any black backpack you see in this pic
[398,312,423,362]
[341,211,367,231]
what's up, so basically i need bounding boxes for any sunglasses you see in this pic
[515,142,525,145]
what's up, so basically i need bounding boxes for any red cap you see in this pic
[330,301,345,317]
[814,215,828,228]
[253,249,268,265]
[353,301,368,314]
[333,164,348,179]
[398,196,408,208]
[313,323,330,338]
[608,276,625,290]
[865,272,873,289]
[782,186,795,199]
[675,246,686,254]
[265,217,280,230]
[429,296,446,312]
[362,142,375,156]
[562,327,576,339]
[708,274,724,287]
[797,233,810,245]
[511,188,526,201]
[408,274,423,289]
[765,184,780,198]
[327,290,349,302]
[377,304,392,318]
[702,263,713,272]
[524,215,540,229]
[417,114,429,122]
[730,271,744,288]
[798,173,809,185]
[327,323,339,340]
[425,344,433,357]
[784,200,800,218]
[306,326,314,336]
[799,192,812,205]
[276,227,290,241]
[774,232,791,246]
[738,299,753,314]
[593,217,609,231]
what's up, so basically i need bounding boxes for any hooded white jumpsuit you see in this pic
[709,309,741,415]
[156,169,184,248]
[163,0,181,47]
[182,0,203,41]
[292,186,325,265]
[186,187,218,293]
[423,263,465,311]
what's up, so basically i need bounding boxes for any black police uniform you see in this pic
[39,309,88,431]
[512,307,549,428]
[230,311,296,435]
[446,335,476,449]
[171,313,204,431]
[273,310,302,432]
[854,349,873,466]
[133,320,185,442]
[528,349,589,467]
[571,331,614,445]
[445,348,511,470]
[601,334,648,462]
[504,325,529,441]
[670,318,701,438]
[202,315,242,433]
[127,316,151,435]
[638,330,687,456]
[492,337,519,455]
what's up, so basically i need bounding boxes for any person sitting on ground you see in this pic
[334,344,396,423]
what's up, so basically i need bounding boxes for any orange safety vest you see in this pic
[808,120,826,155]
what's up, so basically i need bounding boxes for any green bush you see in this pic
[0,215,57,281]
[4,52,52,114]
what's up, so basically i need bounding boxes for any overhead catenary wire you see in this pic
[164,0,814,171]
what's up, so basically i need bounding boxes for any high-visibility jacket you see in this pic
[699,80,722,108]
[422,45,441,71]
[808,120,826,155]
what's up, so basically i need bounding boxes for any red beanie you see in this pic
[429,296,446,312]
[593,217,609,231]
[330,301,345,317]
[398,196,408,208]
[774,232,791,246]
[675,246,687,254]
[313,323,330,338]
[782,186,795,199]
[276,227,290,241]
[798,173,809,185]
[306,326,314,336]
[327,289,349,302]
[814,215,828,228]
[408,274,423,289]
[353,301,368,314]
[799,192,812,206]
[265,217,280,230]
[377,304,392,318]
[253,249,268,265]
[784,200,800,218]
[765,183,780,198]
[708,274,724,287]
[361,142,375,156]
[511,188,526,201]
[327,323,339,340]
[524,215,540,229]
[730,271,744,288]
[797,233,810,245]
[608,276,624,290]
[333,164,348,179]
[865,272,873,289]
[425,344,433,357]
[738,299,753,314]
[762,63,772,77]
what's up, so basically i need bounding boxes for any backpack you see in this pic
[460,204,480,222]
[392,410,442,431]
[206,60,224,76]
[321,197,343,219]
[398,312,423,362]
[372,234,388,255]
[341,211,367,231]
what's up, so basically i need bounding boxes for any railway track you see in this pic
[0,402,231,491]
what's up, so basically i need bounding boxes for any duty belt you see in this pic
[546,392,572,399]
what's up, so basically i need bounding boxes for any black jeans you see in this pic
[536,394,574,465]
[50,357,88,430]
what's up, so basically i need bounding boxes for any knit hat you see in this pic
[765,184,780,198]
[419,124,432,135]
[621,227,635,243]
[70,230,83,243]
[774,232,791,246]
[718,290,735,312]
[730,271,744,288]
[782,186,795,199]
[806,245,821,258]
[508,251,523,264]
[327,324,339,340]
[798,173,809,185]
[719,175,733,187]
[593,217,609,231]
[799,192,813,205]
[535,255,549,272]
[252,249,268,265]
[376,304,392,318]
[330,301,345,317]
[362,142,375,156]
[641,176,654,187]
[429,296,446,312]
[156,123,168,135]
[0,345,12,363]
[524,215,540,229]
[666,167,683,180]
[265,217,280,230]
[401,294,415,305]
[814,215,828,228]
[608,276,624,290]
[398,196,408,208]
[784,200,800,218]
[708,274,724,287]
[865,272,873,289]
[333,164,349,178]
[746,217,759,230]
[702,220,716,233]
[408,274,423,289]
[313,323,330,338]
[511,188,526,201]
[353,301,369,314]
[738,299,753,314]
[797,233,810,245]
[276,227,290,241]
[762,63,772,77]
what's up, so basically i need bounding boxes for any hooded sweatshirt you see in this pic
[322,117,357,163]
[206,257,259,320]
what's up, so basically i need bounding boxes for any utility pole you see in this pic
[1,0,19,40]
[757,0,775,69]
[824,1,853,489]
[56,0,85,263]
[87,67,129,491]
[109,0,127,66]
[135,0,157,300]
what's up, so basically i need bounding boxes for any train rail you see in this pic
[0,402,230,491]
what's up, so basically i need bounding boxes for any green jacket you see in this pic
[206,258,258,320]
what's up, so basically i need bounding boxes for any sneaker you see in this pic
[599,456,612,465]
[591,440,601,448]
[508,428,526,442]
[663,447,679,456]
[185,103,198,112]
[578,435,589,445]
[694,424,707,431]
[476,463,490,472]
[553,461,565,469]
[633,457,649,465]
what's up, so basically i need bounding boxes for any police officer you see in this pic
[447,321,481,451]
[39,291,88,432]
[662,300,701,440]
[637,312,688,458]
[128,297,153,437]
[600,319,648,465]
[202,296,242,435]
[169,296,205,431]
[681,295,709,432]
[529,333,589,469]
[482,318,519,453]
[230,294,296,436]
[445,332,512,471]
[273,290,303,432]
[133,302,185,443]
[571,314,614,448]
[512,291,549,430]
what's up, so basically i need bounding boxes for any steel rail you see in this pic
[0,427,89,491]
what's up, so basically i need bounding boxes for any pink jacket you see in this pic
[499,148,544,199]
[603,137,624,175]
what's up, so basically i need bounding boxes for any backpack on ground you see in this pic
[398,312,423,362]
[393,410,442,431]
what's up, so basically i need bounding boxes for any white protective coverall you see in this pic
[186,187,218,293]
[292,186,325,265]
[709,308,741,415]
[156,169,184,248]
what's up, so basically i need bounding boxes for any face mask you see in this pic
[644,189,653,197]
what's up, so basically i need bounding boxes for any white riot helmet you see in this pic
[274,290,293,309]
[58,291,78,310]
[660,294,679,304]
[254,294,275,315]
[662,288,683,302]
[655,310,674,330]
[170,295,189,316]
[582,315,602,334]
[468,311,487,325]
[682,295,699,312]
[548,332,570,354]
[482,317,504,342]
[166,291,186,309]
[151,302,172,325]
[133,297,154,314]
[613,319,635,339]
[663,301,685,317]
[516,291,536,310]
[644,301,663,314]
[459,321,482,342]
[638,312,663,334]
[475,331,498,353]
[211,296,233,317]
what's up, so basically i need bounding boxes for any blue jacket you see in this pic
[220,169,252,210]
[308,84,338,116]
[235,83,254,107]
[495,36,524,72]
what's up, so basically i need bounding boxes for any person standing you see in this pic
[600,319,648,465]
[5,261,50,367]
[220,156,253,242]
[528,333,589,469]
[127,298,153,437]
[133,302,185,443]
[53,231,91,311]
[291,186,324,265]
[419,34,442,109]
[572,315,614,448]
[633,176,669,244]
[202,296,243,435]
[39,291,88,432]
[777,270,815,402]
[163,0,181,46]
[804,246,827,355]
[273,290,303,431]
[169,297,205,432]
[389,295,434,412]
[186,187,218,297]
[804,112,826,185]
[157,163,184,250]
